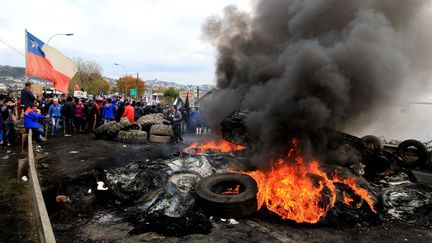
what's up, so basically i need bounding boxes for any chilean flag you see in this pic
[73,82,81,91]
[25,30,77,94]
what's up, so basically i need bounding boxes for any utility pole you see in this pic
[136,73,139,99]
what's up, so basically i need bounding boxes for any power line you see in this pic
[0,35,25,58]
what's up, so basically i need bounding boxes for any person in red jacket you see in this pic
[122,101,135,122]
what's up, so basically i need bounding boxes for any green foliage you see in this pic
[163,87,179,104]
[69,58,110,96]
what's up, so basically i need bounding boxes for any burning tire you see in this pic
[117,131,148,144]
[361,135,382,151]
[195,173,258,218]
[397,139,428,168]
[149,134,171,144]
[150,124,174,137]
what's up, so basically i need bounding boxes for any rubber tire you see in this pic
[397,139,428,168]
[149,134,171,144]
[117,130,148,144]
[150,124,174,137]
[137,114,165,126]
[129,123,142,131]
[195,173,258,218]
[361,135,382,151]
[94,121,116,137]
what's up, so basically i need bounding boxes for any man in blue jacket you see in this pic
[48,98,62,137]
[102,98,116,124]
[24,103,49,142]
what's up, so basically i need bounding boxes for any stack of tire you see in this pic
[361,135,430,169]
[117,130,148,144]
[149,124,173,144]
[137,114,166,131]
[94,118,148,144]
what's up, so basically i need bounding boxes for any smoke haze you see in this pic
[202,0,432,164]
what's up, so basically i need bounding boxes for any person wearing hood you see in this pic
[24,103,49,142]
[102,98,117,123]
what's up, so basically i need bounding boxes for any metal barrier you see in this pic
[27,129,56,243]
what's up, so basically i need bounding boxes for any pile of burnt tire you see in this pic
[137,114,174,144]
[362,135,432,170]
[94,118,147,144]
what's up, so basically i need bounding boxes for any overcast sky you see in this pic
[0,0,251,85]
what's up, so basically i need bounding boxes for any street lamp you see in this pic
[114,63,128,96]
[47,33,74,45]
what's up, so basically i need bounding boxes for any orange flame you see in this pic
[222,184,241,195]
[183,139,246,154]
[245,140,376,224]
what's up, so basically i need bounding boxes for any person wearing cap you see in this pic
[21,81,36,110]
[48,98,62,137]
[24,103,49,142]
[122,100,135,122]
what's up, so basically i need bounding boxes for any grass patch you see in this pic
[0,176,38,242]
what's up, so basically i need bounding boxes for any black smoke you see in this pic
[202,0,432,165]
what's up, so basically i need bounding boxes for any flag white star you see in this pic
[31,40,38,49]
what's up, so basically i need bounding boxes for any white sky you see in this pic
[0,0,252,85]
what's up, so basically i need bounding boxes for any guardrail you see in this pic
[27,129,56,243]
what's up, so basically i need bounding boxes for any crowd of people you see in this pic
[0,81,209,145]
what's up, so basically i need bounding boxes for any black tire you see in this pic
[195,173,258,218]
[117,131,148,144]
[149,135,171,144]
[397,139,428,168]
[361,135,382,151]
[129,123,142,131]
[150,124,174,137]
[137,114,165,126]
[94,121,116,137]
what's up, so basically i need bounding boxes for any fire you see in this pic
[245,140,376,224]
[222,185,241,195]
[183,139,246,154]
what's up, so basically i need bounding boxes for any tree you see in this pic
[116,75,145,97]
[69,58,110,96]
[163,87,179,104]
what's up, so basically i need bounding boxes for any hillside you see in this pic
[0,65,25,78]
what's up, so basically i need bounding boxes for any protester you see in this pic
[24,103,48,142]
[134,102,144,121]
[84,99,97,132]
[0,107,3,146]
[102,98,116,123]
[62,96,76,137]
[122,100,135,122]
[20,81,36,109]
[74,98,85,132]
[48,98,62,137]
[170,105,183,143]
[1,100,17,146]
[116,99,125,122]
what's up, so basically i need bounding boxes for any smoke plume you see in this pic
[202,0,432,165]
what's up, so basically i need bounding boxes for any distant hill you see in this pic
[0,65,25,78]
